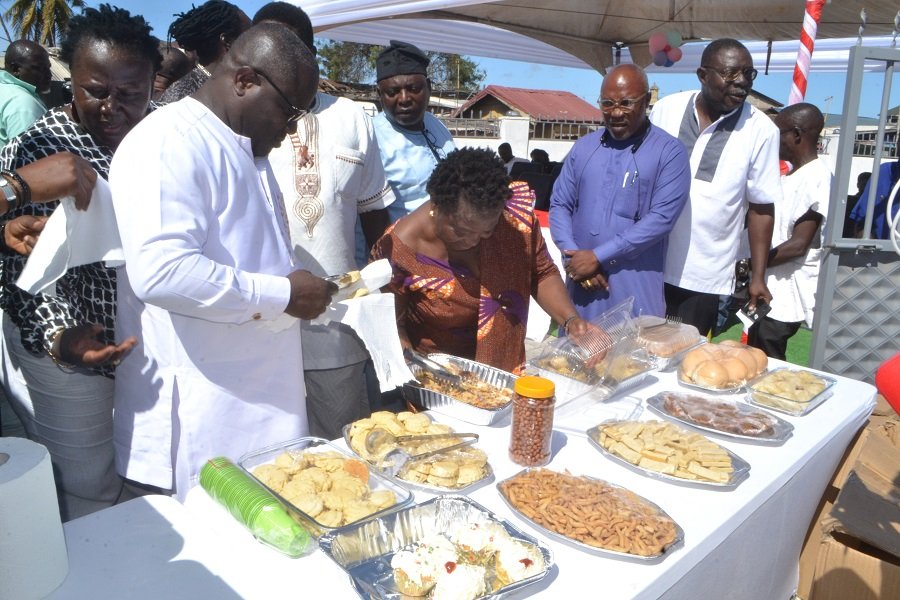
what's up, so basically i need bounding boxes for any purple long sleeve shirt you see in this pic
[549,123,690,320]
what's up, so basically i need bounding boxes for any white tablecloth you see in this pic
[52,362,874,599]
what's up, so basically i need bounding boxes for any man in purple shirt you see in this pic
[550,64,690,320]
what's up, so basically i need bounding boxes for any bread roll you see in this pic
[720,357,749,383]
[680,341,767,388]
[681,346,711,378]
[730,349,758,379]
[693,361,729,388]
[747,346,768,373]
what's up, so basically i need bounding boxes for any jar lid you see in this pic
[514,376,555,399]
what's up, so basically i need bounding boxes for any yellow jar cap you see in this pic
[514,376,555,398]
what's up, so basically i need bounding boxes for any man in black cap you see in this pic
[373,40,455,222]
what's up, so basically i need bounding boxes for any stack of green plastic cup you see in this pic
[200,457,312,557]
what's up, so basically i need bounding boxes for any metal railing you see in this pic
[531,119,602,140]
[439,117,500,138]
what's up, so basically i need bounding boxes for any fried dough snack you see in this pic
[499,469,678,556]
[252,450,395,528]
[348,411,489,489]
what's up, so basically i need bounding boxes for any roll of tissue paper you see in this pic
[0,437,68,599]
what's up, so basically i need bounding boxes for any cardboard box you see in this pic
[829,415,900,559]
[797,408,900,599]
[807,532,900,600]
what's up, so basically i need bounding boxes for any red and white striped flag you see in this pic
[788,0,826,105]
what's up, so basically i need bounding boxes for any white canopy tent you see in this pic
[318,18,898,74]
[300,0,900,72]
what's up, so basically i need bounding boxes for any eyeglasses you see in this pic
[254,69,307,124]
[598,96,647,112]
[702,66,758,83]
[423,127,447,162]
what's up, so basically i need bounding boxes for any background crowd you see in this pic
[0,1,835,522]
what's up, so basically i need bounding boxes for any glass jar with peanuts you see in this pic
[509,376,556,467]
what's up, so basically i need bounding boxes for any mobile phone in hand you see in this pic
[739,299,771,325]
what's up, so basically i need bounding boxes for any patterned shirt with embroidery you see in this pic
[0,106,121,376]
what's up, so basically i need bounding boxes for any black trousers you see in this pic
[747,316,802,361]
[664,283,721,337]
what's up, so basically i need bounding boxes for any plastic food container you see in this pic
[318,495,554,600]
[591,340,657,396]
[633,316,705,371]
[238,437,413,538]
[401,354,515,426]
[509,376,556,467]
[528,347,597,404]
[746,367,837,416]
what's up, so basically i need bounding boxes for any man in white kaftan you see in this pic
[109,25,334,498]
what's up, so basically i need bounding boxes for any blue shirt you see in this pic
[373,111,455,222]
[549,124,691,320]
[850,159,900,239]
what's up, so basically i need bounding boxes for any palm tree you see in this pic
[5,0,84,46]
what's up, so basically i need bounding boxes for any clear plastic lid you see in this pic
[634,316,703,358]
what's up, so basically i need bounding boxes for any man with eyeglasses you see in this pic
[747,103,829,359]
[550,64,690,321]
[108,24,336,499]
[373,40,456,223]
[254,2,396,440]
[650,38,779,337]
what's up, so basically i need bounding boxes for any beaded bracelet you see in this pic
[562,315,579,333]
[4,169,31,205]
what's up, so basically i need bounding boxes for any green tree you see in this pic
[427,52,484,92]
[5,0,85,46]
[317,40,484,91]
[317,41,380,83]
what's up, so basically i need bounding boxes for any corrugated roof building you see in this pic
[452,84,605,123]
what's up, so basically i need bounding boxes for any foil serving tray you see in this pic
[646,391,794,445]
[586,422,751,490]
[238,437,414,538]
[318,495,554,600]
[403,353,515,426]
[496,468,684,563]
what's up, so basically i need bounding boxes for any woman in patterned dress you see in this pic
[372,147,588,374]
[0,5,159,520]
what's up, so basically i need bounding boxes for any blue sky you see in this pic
[46,1,897,119]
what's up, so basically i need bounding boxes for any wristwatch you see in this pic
[0,175,18,212]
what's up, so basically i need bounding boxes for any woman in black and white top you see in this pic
[0,5,159,520]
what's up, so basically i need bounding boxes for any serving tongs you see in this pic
[365,428,479,477]
[404,348,463,386]
[324,270,361,289]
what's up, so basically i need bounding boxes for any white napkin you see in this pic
[331,259,393,303]
[16,177,123,296]
[312,259,413,391]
